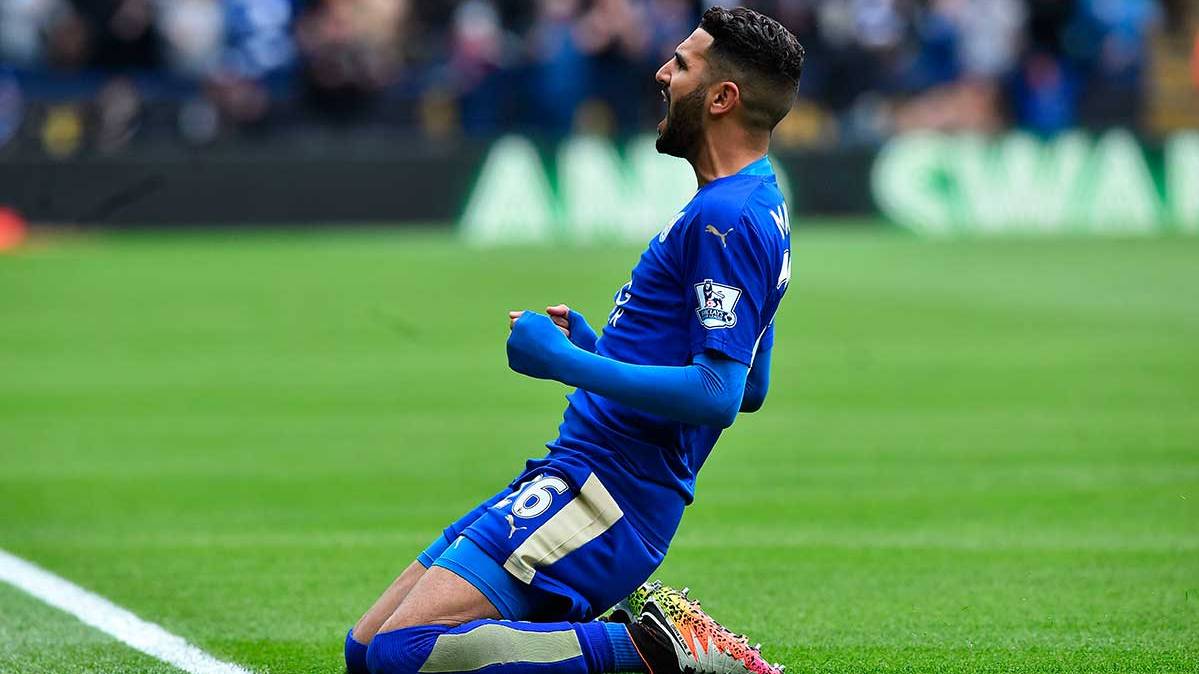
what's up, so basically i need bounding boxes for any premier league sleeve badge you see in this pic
[694,279,742,329]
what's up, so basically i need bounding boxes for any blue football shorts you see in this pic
[417,463,666,623]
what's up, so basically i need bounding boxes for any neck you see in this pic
[688,125,771,187]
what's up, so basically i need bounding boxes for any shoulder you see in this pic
[694,176,762,226]
[687,177,785,245]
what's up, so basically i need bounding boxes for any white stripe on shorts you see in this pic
[503,473,624,584]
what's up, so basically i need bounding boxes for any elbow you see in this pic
[706,393,743,429]
[689,358,748,428]
[683,394,739,428]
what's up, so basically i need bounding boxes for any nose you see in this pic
[655,61,670,88]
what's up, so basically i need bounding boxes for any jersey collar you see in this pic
[737,156,774,177]
[698,156,775,192]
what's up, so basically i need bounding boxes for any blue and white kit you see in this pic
[420,156,792,622]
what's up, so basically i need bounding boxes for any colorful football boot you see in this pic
[631,583,785,674]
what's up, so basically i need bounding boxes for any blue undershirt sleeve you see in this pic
[740,336,772,413]
[556,348,748,429]
[506,311,747,427]
[567,309,599,353]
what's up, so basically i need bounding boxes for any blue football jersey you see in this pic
[545,156,792,534]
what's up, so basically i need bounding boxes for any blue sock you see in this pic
[345,629,370,674]
[367,620,621,674]
[604,622,648,672]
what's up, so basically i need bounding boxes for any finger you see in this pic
[557,326,571,338]
[546,304,570,317]
[550,314,570,330]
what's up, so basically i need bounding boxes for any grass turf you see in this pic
[0,226,1196,673]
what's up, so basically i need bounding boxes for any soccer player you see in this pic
[345,7,802,674]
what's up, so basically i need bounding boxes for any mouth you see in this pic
[658,89,669,132]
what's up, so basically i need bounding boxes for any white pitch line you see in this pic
[0,548,252,674]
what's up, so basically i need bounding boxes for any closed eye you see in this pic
[674,51,687,70]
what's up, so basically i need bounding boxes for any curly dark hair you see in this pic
[700,6,805,132]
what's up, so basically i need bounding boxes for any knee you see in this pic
[345,629,370,674]
[366,626,441,674]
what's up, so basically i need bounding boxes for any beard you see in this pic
[655,83,706,159]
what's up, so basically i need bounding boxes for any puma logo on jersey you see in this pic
[505,514,528,539]
[705,225,734,248]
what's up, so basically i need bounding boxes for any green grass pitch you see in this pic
[0,226,1196,673]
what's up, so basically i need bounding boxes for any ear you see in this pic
[708,81,740,118]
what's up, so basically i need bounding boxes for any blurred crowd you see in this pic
[0,0,1194,154]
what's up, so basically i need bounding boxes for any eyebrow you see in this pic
[674,51,687,69]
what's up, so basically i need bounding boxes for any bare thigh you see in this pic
[352,561,428,643]
[379,565,501,632]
